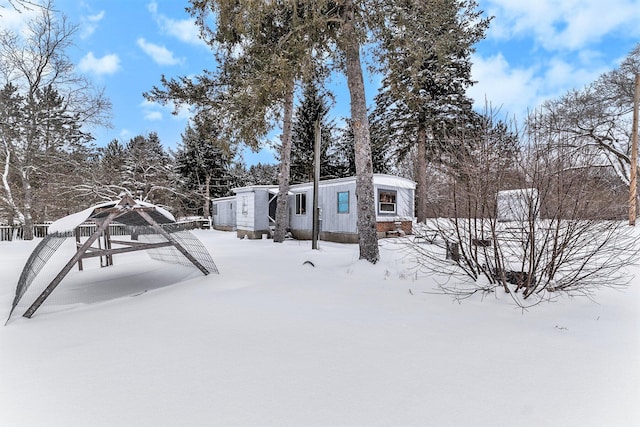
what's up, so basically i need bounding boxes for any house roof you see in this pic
[289,174,416,191]
[229,174,416,196]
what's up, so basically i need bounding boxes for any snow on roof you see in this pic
[232,185,278,194]
[47,201,114,234]
[497,188,538,196]
[373,174,416,190]
[136,200,175,222]
[227,175,415,197]
[211,196,237,203]
[47,199,175,234]
[289,174,416,192]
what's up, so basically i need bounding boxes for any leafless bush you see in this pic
[407,111,639,307]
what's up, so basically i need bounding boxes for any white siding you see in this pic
[235,191,255,230]
[375,185,414,220]
[253,189,270,231]
[212,197,236,228]
[497,188,539,222]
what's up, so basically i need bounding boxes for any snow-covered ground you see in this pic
[1,229,638,426]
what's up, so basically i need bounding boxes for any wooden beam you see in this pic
[108,239,160,246]
[22,196,212,318]
[23,212,119,318]
[104,222,113,266]
[75,227,83,271]
[80,241,174,259]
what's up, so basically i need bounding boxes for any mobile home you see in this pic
[211,174,416,243]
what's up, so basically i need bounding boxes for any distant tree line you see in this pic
[2,0,639,263]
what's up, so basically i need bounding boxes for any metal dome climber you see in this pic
[6,195,218,323]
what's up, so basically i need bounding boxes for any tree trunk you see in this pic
[341,0,379,263]
[22,170,34,240]
[416,123,428,222]
[204,174,211,219]
[1,145,24,224]
[273,80,295,243]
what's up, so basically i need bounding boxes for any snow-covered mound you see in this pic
[0,230,638,426]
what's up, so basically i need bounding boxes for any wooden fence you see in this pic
[0,219,211,242]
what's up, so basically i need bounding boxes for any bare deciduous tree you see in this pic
[406,110,638,307]
[0,1,110,237]
[532,44,640,188]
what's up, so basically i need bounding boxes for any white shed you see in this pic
[232,186,274,239]
[211,196,236,231]
[496,188,539,222]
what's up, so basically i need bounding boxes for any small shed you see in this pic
[497,188,539,222]
[233,186,278,239]
[211,196,237,231]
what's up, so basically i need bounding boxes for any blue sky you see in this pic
[2,0,640,165]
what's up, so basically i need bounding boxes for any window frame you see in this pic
[337,191,349,214]
[241,196,249,216]
[378,189,397,214]
[295,192,307,215]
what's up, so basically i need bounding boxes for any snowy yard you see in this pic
[1,229,639,426]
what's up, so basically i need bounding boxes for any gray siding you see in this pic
[289,176,415,235]
[288,190,312,231]
[211,174,415,242]
[212,198,236,230]
[319,183,357,233]
[253,189,270,231]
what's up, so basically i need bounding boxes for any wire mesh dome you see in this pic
[7,195,217,323]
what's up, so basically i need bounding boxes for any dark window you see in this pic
[378,190,397,214]
[337,191,349,213]
[295,193,307,215]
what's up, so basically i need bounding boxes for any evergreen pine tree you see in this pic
[175,116,235,217]
[371,0,490,222]
[123,132,174,206]
[290,81,338,183]
[334,116,391,178]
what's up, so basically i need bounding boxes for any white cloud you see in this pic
[144,111,163,121]
[139,99,157,109]
[78,52,120,75]
[139,100,162,121]
[172,103,192,120]
[80,10,105,39]
[119,129,132,140]
[140,99,191,123]
[147,1,158,14]
[469,50,612,123]
[543,57,606,93]
[147,1,207,47]
[136,37,183,66]
[482,0,640,51]
[0,5,39,33]
[469,53,541,119]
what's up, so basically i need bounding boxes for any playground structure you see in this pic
[7,195,217,322]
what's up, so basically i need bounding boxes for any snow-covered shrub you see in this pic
[406,112,638,306]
